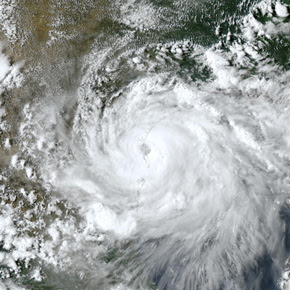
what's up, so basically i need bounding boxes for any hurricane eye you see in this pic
[140,143,151,156]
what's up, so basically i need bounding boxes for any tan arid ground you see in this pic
[0,0,110,166]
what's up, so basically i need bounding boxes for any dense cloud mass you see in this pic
[1,0,290,289]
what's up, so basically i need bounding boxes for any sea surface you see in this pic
[0,0,290,289]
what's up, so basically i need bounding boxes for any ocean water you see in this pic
[0,0,290,289]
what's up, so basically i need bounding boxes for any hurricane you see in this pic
[1,0,290,289]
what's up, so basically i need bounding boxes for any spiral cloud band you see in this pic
[2,0,290,288]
